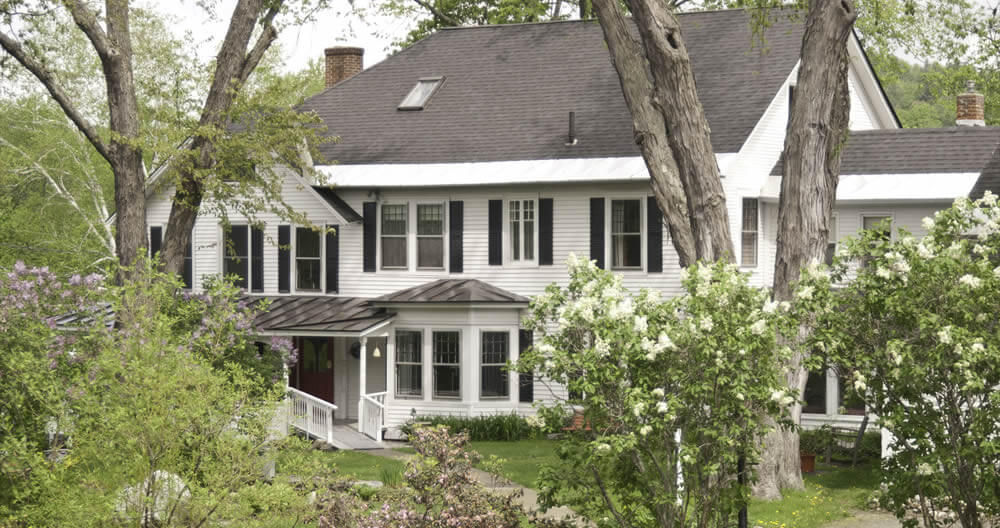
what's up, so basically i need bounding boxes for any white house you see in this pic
[144,9,1000,444]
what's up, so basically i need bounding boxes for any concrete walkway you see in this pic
[367,446,589,525]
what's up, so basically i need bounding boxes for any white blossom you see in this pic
[983,190,997,206]
[652,388,665,398]
[594,336,610,357]
[959,274,982,289]
[639,425,653,437]
[917,463,934,476]
[656,401,669,414]
[971,343,985,353]
[922,217,935,231]
[916,242,935,260]
[938,326,952,345]
[699,316,714,332]
[780,395,795,406]
[544,359,555,370]
[632,402,646,417]
[609,298,634,320]
[738,349,746,356]
[779,301,791,312]
[763,299,779,314]
[770,389,785,402]
[634,315,648,333]
[796,286,814,300]
[735,392,745,401]
[750,319,767,336]
[537,343,555,355]
[596,443,611,453]
[876,267,893,280]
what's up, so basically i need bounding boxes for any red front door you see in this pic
[292,337,335,404]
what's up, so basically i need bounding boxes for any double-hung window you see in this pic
[480,331,509,399]
[611,199,642,269]
[381,204,408,269]
[825,216,838,265]
[395,330,423,398]
[741,198,759,267]
[223,225,249,289]
[432,331,460,399]
[296,227,322,291]
[417,204,445,269]
[509,199,535,262]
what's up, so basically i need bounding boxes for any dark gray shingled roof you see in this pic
[250,296,393,333]
[771,127,1000,176]
[312,186,363,223]
[969,148,1000,199]
[372,279,529,304]
[299,10,807,164]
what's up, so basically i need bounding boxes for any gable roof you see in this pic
[372,279,529,304]
[771,127,1000,176]
[312,186,363,223]
[300,10,806,165]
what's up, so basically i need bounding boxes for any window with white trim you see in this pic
[825,215,838,265]
[480,331,509,399]
[395,330,423,398]
[741,198,759,267]
[296,227,322,291]
[417,204,445,269]
[432,331,460,399]
[509,199,536,262]
[611,199,642,269]
[223,225,249,288]
[381,204,408,269]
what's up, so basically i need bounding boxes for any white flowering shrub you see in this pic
[518,256,794,528]
[798,193,1000,528]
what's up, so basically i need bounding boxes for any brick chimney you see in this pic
[324,46,364,89]
[957,80,985,127]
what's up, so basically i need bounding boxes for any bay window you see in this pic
[432,331,460,399]
[480,331,509,399]
[395,330,423,398]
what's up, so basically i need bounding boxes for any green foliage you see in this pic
[748,463,882,528]
[799,193,1000,527]
[401,413,541,441]
[0,261,308,526]
[517,256,796,528]
[798,427,881,463]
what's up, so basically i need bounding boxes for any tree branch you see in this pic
[238,7,280,85]
[62,0,114,61]
[0,30,111,164]
[412,0,461,26]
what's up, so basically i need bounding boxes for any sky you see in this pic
[158,0,418,73]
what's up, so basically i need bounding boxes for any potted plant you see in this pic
[799,429,820,473]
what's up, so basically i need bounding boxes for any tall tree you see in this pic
[0,0,329,280]
[591,0,856,497]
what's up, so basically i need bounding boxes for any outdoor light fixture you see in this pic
[373,345,381,358]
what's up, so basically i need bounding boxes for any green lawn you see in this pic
[748,463,881,528]
[276,440,406,482]
[467,439,560,488]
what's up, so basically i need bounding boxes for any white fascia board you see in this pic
[316,154,737,188]
[847,33,900,130]
[759,173,980,203]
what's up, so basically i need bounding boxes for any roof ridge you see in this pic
[436,7,771,31]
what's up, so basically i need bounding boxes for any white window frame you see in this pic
[394,328,424,399]
[431,329,462,400]
[606,196,645,271]
[826,213,839,265]
[219,224,253,289]
[860,213,893,236]
[479,329,511,400]
[293,226,324,293]
[379,202,409,270]
[741,198,760,268]
[415,202,447,270]
[505,197,539,266]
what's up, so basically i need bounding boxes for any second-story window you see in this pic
[509,199,536,262]
[296,227,321,291]
[381,204,408,269]
[611,199,641,269]
[417,204,444,269]
[223,225,249,289]
[741,198,759,267]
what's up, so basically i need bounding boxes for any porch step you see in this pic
[326,424,382,451]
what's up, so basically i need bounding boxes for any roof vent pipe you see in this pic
[566,111,578,146]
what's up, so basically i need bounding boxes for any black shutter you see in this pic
[149,226,162,258]
[182,236,193,289]
[539,198,553,266]
[518,329,534,403]
[251,226,264,292]
[647,196,663,273]
[449,201,463,273]
[488,199,502,266]
[363,202,377,272]
[326,225,339,293]
[277,225,290,293]
[590,198,605,269]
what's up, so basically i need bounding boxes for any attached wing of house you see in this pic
[143,9,997,443]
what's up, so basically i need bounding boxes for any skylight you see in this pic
[398,77,444,110]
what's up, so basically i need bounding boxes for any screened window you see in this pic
[296,227,322,291]
[395,330,423,398]
[223,225,249,289]
[742,198,759,267]
[611,199,642,269]
[432,331,460,399]
[417,204,444,269]
[399,77,443,110]
[480,331,509,399]
[509,200,535,262]
[381,204,408,269]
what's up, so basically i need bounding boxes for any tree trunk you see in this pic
[103,0,147,280]
[591,0,734,266]
[756,0,856,499]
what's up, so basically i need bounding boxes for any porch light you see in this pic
[373,345,381,358]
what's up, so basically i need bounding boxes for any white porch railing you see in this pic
[360,392,386,443]
[287,387,338,445]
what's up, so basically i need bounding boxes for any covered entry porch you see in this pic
[252,296,395,444]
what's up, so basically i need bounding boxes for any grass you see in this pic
[748,462,881,528]
[393,438,559,488]
[275,439,406,482]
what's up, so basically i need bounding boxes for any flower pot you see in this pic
[800,453,816,473]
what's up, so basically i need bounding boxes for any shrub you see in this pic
[401,413,539,441]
